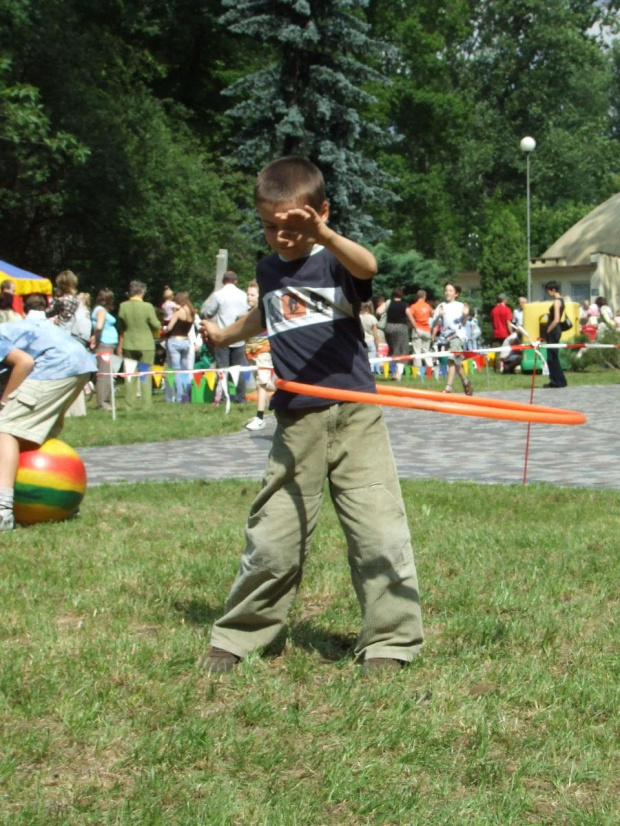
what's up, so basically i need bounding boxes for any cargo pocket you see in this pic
[8,386,39,411]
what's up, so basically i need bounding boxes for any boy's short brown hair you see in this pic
[254,157,326,210]
[24,294,47,312]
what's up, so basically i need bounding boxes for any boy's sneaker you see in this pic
[245,416,265,431]
[464,382,473,396]
[442,387,452,394]
[200,646,241,674]
[0,511,15,532]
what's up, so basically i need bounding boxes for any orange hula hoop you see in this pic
[274,380,586,426]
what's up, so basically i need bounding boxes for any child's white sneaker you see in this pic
[245,416,266,431]
[0,511,15,531]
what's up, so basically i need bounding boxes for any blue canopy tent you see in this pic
[0,259,53,315]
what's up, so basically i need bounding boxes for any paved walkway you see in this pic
[78,385,619,490]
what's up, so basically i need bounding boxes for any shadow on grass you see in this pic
[172,601,356,662]
[173,599,223,627]
[289,620,357,662]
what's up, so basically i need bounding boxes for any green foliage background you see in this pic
[1,0,619,302]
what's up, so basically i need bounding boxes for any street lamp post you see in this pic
[520,137,536,302]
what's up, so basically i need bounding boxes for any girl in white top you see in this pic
[431,282,473,395]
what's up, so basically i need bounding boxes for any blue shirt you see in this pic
[0,320,96,380]
[91,305,119,345]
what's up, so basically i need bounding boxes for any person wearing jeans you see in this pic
[166,336,191,401]
[164,290,196,402]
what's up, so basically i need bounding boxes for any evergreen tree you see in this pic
[220,0,398,241]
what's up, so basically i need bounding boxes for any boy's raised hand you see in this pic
[270,202,377,280]
[274,205,332,247]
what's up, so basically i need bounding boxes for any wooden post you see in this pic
[214,249,228,292]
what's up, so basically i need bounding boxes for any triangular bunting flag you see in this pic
[166,372,176,390]
[228,365,241,387]
[205,371,216,391]
[137,362,151,383]
[152,365,164,388]
[193,371,203,387]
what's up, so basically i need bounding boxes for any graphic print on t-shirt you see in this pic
[263,286,351,337]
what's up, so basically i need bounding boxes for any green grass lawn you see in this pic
[64,391,254,448]
[63,367,619,449]
[2,480,619,824]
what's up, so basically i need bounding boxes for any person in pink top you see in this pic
[407,289,433,372]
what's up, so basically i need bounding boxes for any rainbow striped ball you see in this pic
[14,439,87,525]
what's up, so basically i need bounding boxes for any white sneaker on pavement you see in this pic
[245,416,266,431]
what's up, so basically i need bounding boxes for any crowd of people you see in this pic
[3,269,619,419]
[0,271,273,425]
[368,282,620,391]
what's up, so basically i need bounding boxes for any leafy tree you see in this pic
[0,0,257,297]
[62,89,256,299]
[372,243,445,302]
[478,203,526,324]
[0,58,89,266]
[369,0,619,269]
[530,199,592,258]
[456,0,618,210]
[219,0,398,241]
[367,0,479,264]
[2,0,618,297]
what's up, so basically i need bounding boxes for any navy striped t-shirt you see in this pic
[257,246,376,410]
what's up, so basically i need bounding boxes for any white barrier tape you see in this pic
[96,339,617,378]
[368,340,620,365]
[98,364,264,379]
[98,340,615,421]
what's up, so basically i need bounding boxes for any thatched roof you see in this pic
[541,193,620,264]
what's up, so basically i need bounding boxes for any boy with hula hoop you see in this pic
[201,157,423,675]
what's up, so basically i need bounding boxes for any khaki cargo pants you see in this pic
[210,402,424,662]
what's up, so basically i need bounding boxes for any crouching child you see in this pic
[0,320,96,531]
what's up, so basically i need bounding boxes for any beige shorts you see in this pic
[0,374,91,445]
[254,351,275,390]
[447,337,465,366]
